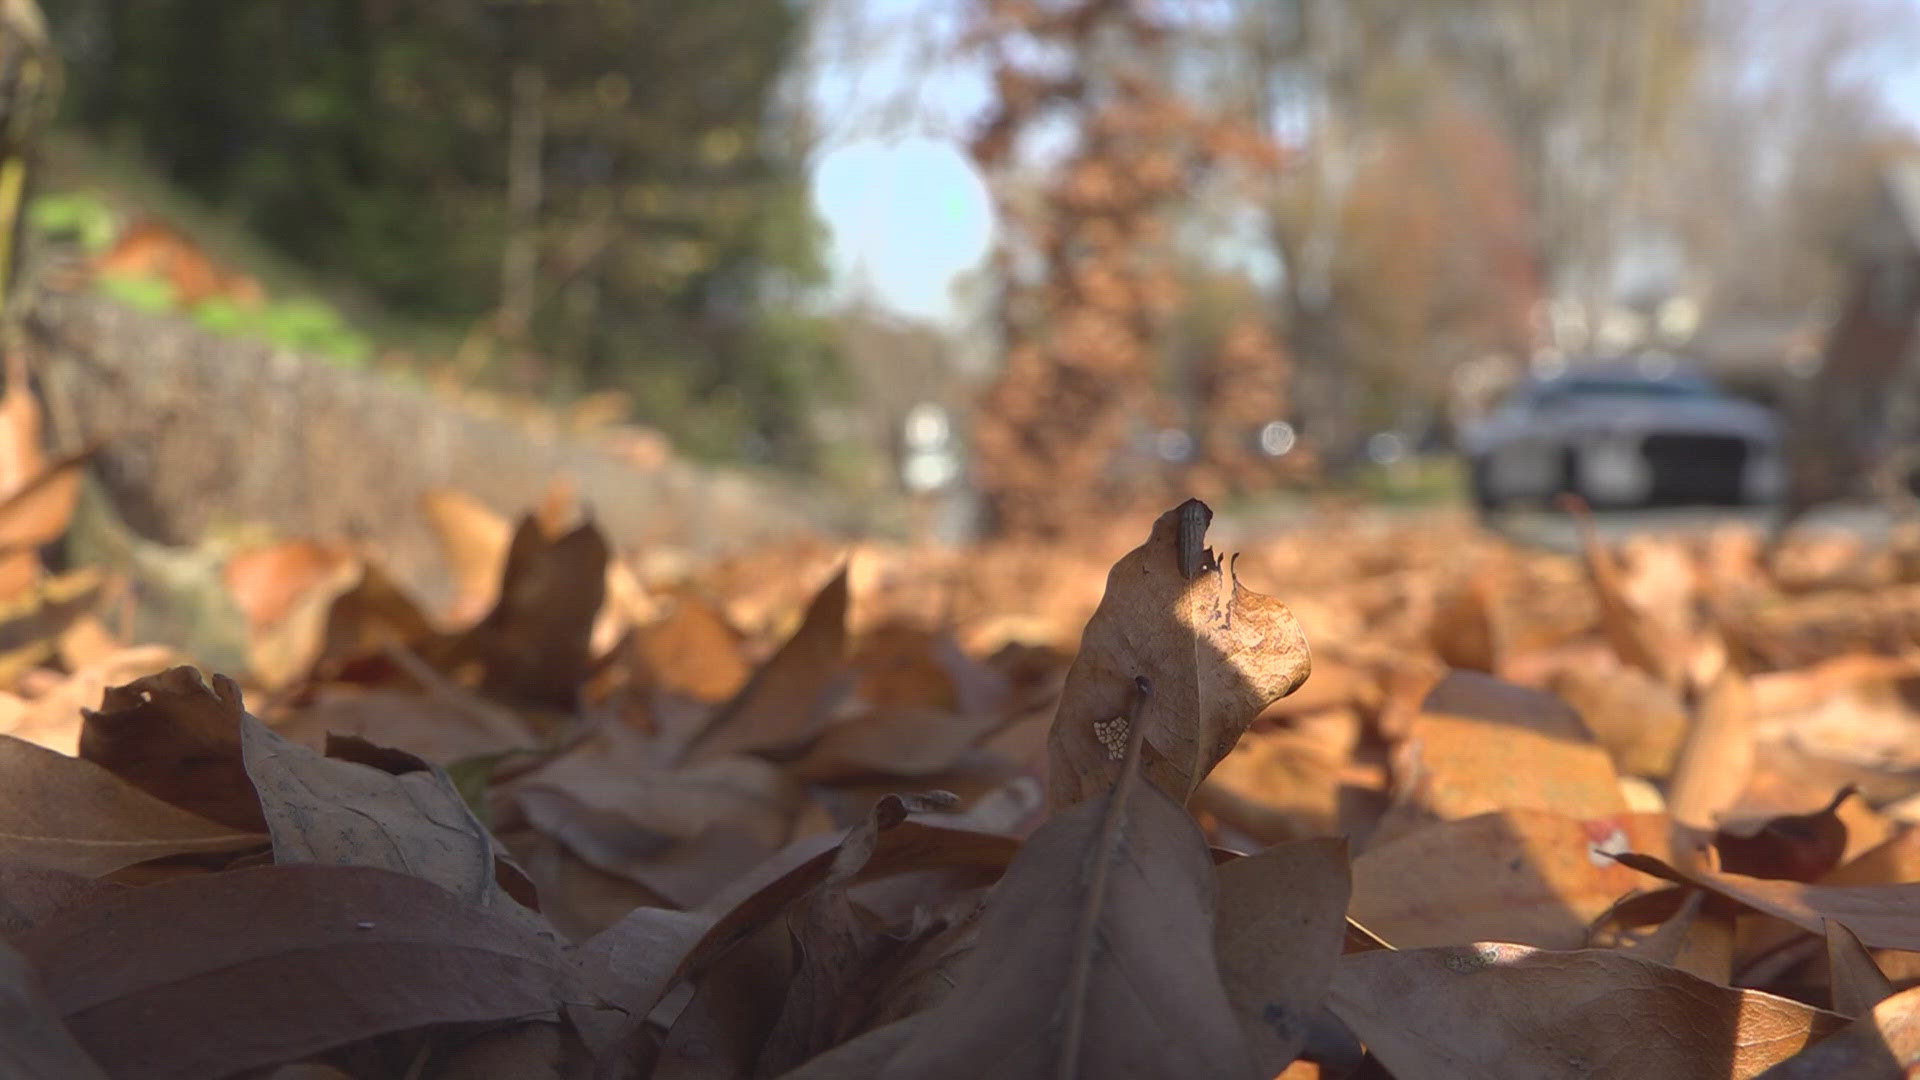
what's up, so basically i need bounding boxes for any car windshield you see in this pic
[1530,374,1718,406]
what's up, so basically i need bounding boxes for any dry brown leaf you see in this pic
[0,936,108,1079]
[0,567,106,683]
[420,487,515,624]
[433,1020,584,1079]
[1715,786,1856,882]
[854,745,1256,1078]
[517,788,770,910]
[1668,665,1757,832]
[570,905,715,1063]
[515,727,802,853]
[655,918,793,1080]
[1375,671,1624,843]
[17,863,577,1080]
[645,819,1020,1035]
[1825,827,1920,887]
[755,794,953,1077]
[1213,837,1350,1075]
[685,567,850,762]
[1615,852,1920,951]
[1546,663,1691,779]
[448,514,609,709]
[0,444,92,553]
[1570,499,1679,686]
[223,539,358,635]
[1351,808,1671,950]
[0,861,96,941]
[1754,982,1920,1079]
[1617,888,1735,985]
[1826,918,1897,1017]
[0,735,263,876]
[273,684,536,766]
[791,708,1003,783]
[239,707,538,927]
[1331,942,1847,1080]
[1196,712,1352,844]
[1047,499,1310,808]
[633,596,752,704]
[78,665,266,831]
[1427,569,1502,675]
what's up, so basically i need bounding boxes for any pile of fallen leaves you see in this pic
[5,464,1920,1077]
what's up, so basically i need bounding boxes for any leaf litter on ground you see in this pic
[2,480,1920,1078]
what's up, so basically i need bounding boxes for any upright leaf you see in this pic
[1047,499,1309,808]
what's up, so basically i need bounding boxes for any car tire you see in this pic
[1468,455,1505,514]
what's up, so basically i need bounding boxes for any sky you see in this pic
[804,0,1920,327]
[803,0,992,324]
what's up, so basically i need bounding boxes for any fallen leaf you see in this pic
[1569,497,1679,686]
[0,936,108,1079]
[1614,852,1920,951]
[1375,671,1624,843]
[571,905,715,1062]
[642,819,1020,1032]
[517,788,770,910]
[0,445,93,556]
[684,566,849,762]
[756,794,952,1077]
[432,1020,584,1079]
[0,861,96,940]
[5,643,184,756]
[1716,786,1856,882]
[18,863,577,1080]
[1046,499,1310,808]
[0,735,263,876]
[1351,809,1671,949]
[1617,887,1735,985]
[1825,827,1920,887]
[1427,569,1502,675]
[1546,663,1691,779]
[1331,942,1846,1079]
[0,568,105,682]
[1213,837,1351,1075]
[79,666,265,831]
[859,726,1258,1078]
[1668,665,1757,832]
[242,710,542,930]
[420,487,514,624]
[515,729,802,853]
[632,595,752,704]
[1826,919,1897,1017]
[654,918,793,1080]
[223,539,358,635]
[448,514,609,709]
[275,684,536,766]
[791,708,1002,783]
[1754,982,1920,1079]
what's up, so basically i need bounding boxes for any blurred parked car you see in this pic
[1460,359,1785,511]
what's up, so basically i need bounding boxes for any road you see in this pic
[1487,501,1904,555]
[1212,496,1907,557]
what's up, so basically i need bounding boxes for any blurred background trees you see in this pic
[47,0,836,464]
[24,0,1920,531]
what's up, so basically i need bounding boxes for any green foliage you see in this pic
[27,190,116,251]
[49,0,840,466]
[192,295,372,367]
[94,270,175,312]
